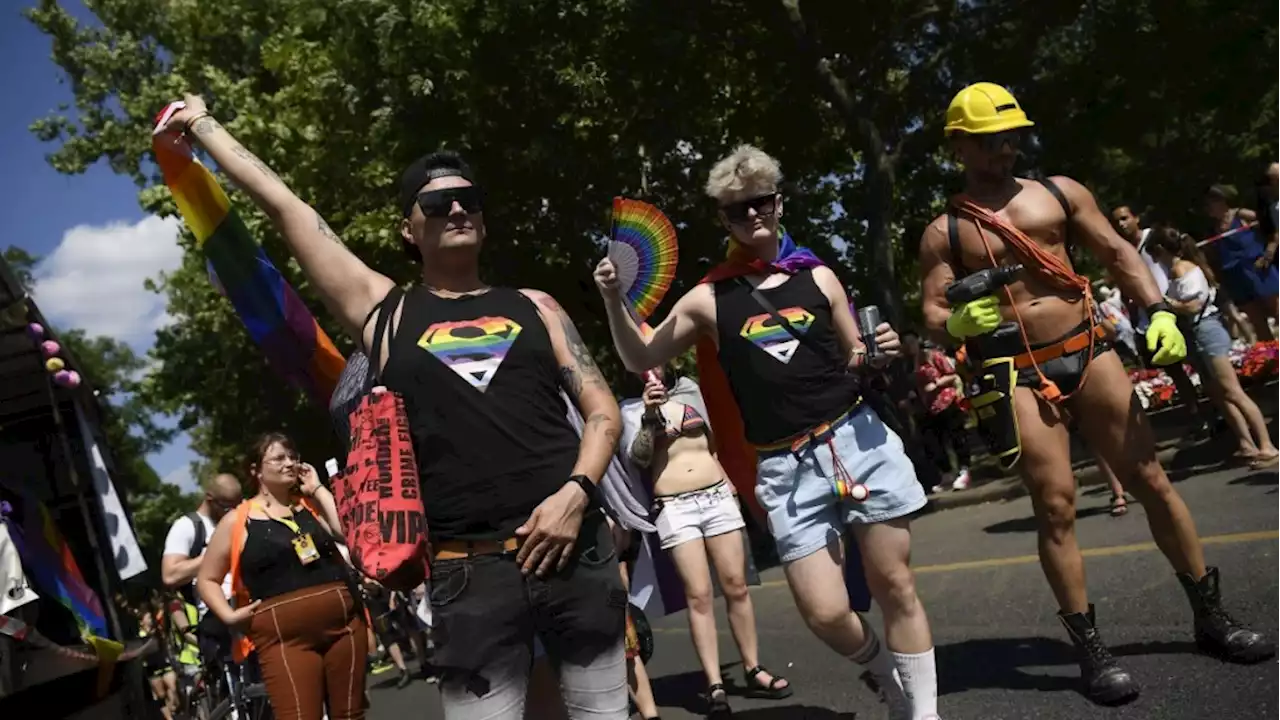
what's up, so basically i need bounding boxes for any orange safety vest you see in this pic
[226,497,324,662]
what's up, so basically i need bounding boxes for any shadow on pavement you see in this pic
[936,635,1201,697]
[730,708,856,719]
[1229,471,1278,486]
[982,505,1113,534]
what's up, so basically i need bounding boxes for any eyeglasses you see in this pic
[720,193,779,224]
[974,130,1023,154]
[261,455,299,468]
[415,186,485,218]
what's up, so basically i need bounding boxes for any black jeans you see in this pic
[429,510,627,689]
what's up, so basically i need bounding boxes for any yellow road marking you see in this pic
[754,529,1278,589]
[649,530,1277,634]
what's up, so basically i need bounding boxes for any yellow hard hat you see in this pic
[945,83,1035,136]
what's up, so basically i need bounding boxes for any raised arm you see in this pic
[1053,176,1162,307]
[163,96,394,341]
[524,290,622,484]
[919,219,960,343]
[593,258,710,372]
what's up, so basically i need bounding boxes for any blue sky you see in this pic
[1,2,200,491]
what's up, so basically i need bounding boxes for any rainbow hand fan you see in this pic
[608,198,678,321]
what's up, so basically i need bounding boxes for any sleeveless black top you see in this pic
[379,287,580,541]
[713,269,861,445]
[240,508,347,600]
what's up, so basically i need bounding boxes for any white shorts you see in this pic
[653,481,746,550]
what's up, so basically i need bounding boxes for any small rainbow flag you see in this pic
[152,103,345,405]
[6,494,107,637]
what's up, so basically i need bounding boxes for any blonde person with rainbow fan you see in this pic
[595,145,940,720]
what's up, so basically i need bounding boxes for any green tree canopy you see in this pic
[25,0,1276,474]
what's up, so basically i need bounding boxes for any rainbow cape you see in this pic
[694,229,871,610]
[151,118,345,405]
[3,493,107,637]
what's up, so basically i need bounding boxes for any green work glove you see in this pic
[1145,310,1187,366]
[946,295,1003,339]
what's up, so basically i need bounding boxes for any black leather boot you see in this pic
[1059,605,1140,705]
[1177,566,1276,664]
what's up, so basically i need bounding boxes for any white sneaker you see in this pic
[951,469,971,490]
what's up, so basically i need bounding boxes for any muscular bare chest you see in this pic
[952,183,1072,274]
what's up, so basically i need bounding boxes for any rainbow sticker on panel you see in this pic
[418,316,523,391]
[740,307,814,364]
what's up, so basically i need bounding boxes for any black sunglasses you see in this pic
[414,186,485,218]
[974,130,1023,154]
[720,193,779,224]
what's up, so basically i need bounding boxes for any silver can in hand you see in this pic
[856,305,883,357]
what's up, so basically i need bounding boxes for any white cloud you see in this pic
[32,215,183,347]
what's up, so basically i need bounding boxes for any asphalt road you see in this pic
[366,463,1278,719]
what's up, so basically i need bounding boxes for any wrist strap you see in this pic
[1146,301,1172,318]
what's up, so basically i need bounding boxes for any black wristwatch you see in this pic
[1146,301,1173,317]
[566,474,598,506]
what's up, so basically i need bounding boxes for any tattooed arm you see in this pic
[629,420,658,468]
[523,290,622,486]
[168,96,393,342]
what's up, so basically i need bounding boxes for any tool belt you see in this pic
[1008,324,1109,370]
[432,536,520,561]
[964,357,1022,471]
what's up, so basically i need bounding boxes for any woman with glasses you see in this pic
[198,432,368,720]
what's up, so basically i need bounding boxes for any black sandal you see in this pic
[706,682,732,717]
[744,665,793,699]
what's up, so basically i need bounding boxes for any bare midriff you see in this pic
[650,409,727,497]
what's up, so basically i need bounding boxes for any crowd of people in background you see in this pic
[115,85,1276,720]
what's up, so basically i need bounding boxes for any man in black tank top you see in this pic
[170,99,627,719]
[595,145,941,719]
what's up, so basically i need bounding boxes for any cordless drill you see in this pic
[944,264,1023,306]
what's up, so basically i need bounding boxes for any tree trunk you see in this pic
[778,0,905,325]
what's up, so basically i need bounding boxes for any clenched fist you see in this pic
[593,257,621,300]
[155,94,210,136]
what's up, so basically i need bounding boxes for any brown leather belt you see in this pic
[432,537,521,561]
[1012,324,1108,370]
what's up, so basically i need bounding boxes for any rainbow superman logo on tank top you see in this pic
[740,307,814,364]
[417,317,522,392]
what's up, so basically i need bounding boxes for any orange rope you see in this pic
[953,198,1099,403]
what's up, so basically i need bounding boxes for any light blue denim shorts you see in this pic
[1193,314,1233,359]
[755,404,927,564]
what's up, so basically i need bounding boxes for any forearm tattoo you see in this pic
[586,411,621,448]
[316,213,344,245]
[229,143,285,186]
[190,116,220,137]
[630,423,656,467]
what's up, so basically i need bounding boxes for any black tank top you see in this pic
[714,269,861,445]
[379,287,580,541]
[240,508,347,600]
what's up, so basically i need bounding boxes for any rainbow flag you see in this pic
[7,493,107,637]
[151,103,345,404]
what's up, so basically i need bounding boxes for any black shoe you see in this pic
[396,671,412,689]
[705,683,732,718]
[1177,566,1276,664]
[1059,605,1140,706]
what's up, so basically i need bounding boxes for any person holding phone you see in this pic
[198,432,366,720]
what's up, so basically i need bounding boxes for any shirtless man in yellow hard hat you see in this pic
[918,82,1274,706]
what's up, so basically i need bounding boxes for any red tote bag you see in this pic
[331,288,430,590]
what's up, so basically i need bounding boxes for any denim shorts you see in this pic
[756,404,927,564]
[1192,315,1233,359]
[652,481,746,550]
[428,510,627,694]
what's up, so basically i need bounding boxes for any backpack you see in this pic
[178,512,208,606]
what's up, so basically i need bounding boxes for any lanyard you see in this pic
[251,502,303,535]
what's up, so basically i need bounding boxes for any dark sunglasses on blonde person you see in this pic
[721,193,779,224]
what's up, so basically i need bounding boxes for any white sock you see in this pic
[847,614,908,717]
[892,648,939,720]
